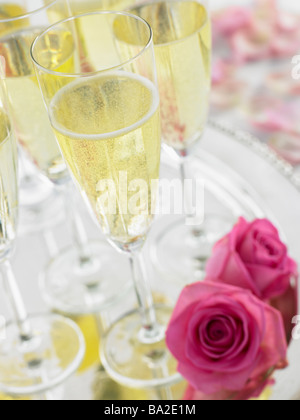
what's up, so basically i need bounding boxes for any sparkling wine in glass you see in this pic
[129,1,231,283]
[0,0,131,315]
[32,11,181,389]
[0,59,85,398]
[0,1,62,234]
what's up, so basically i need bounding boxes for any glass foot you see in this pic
[0,314,85,396]
[40,241,132,315]
[101,306,182,389]
[151,215,234,284]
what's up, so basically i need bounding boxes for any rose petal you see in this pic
[166,305,196,363]
[250,219,280,238]
[178,360,256,394]
[250,304,287,379]
[245,263,293,299]
[167,282,287,395]
[185,299,257,370]
[253,233,287,267]
[207,251,261,298]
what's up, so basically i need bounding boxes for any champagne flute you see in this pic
[0,0,131,315]
[0,1,62,236]
[129,0,230,282]
[0,57,85,397]
[32,11,181,389]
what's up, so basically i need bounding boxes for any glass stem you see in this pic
[63,182,92,265]
[0,260,32,340]
[42,229,59,259]
[179,154,204,229]
[129,251,160,342]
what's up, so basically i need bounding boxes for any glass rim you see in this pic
[0,0,59,23]
[126,0,210,48]
[31,10,154,79]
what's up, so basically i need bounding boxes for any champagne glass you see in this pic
[0,58,85,397]
[0,1,61,233]
[32,11,181,389]
[0,0,131,315]
[130,0,231,282]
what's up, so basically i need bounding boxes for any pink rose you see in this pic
[206,218,298,342]
[206,218,297,301]
[166,282,287,395]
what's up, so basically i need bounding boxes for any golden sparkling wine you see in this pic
[0,109,18,257]
[50,72,160,246]
[0,3,29,37]
[0,19,73,182]
[128,1,211,150]
[65,1,137,73]
[68,0,135,14]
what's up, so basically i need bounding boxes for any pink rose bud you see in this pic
[206,218,298,342]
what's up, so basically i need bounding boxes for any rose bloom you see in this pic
[206,218,298,341]
[166,282,287,395]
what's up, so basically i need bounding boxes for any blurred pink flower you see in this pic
[212,59,235,85]
[214,0,300,63]
[276,12,300,33]
[266,72,300,96]
[211,79,246,109]
[230,28,272,63]
[271,32,300,58]
[245,95,300,134]
[250,108,294,133]
[213,7,251,38]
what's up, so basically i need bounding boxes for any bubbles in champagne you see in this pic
[129,1,211,151]
[50,72,160,246]
[0,24,73,182]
